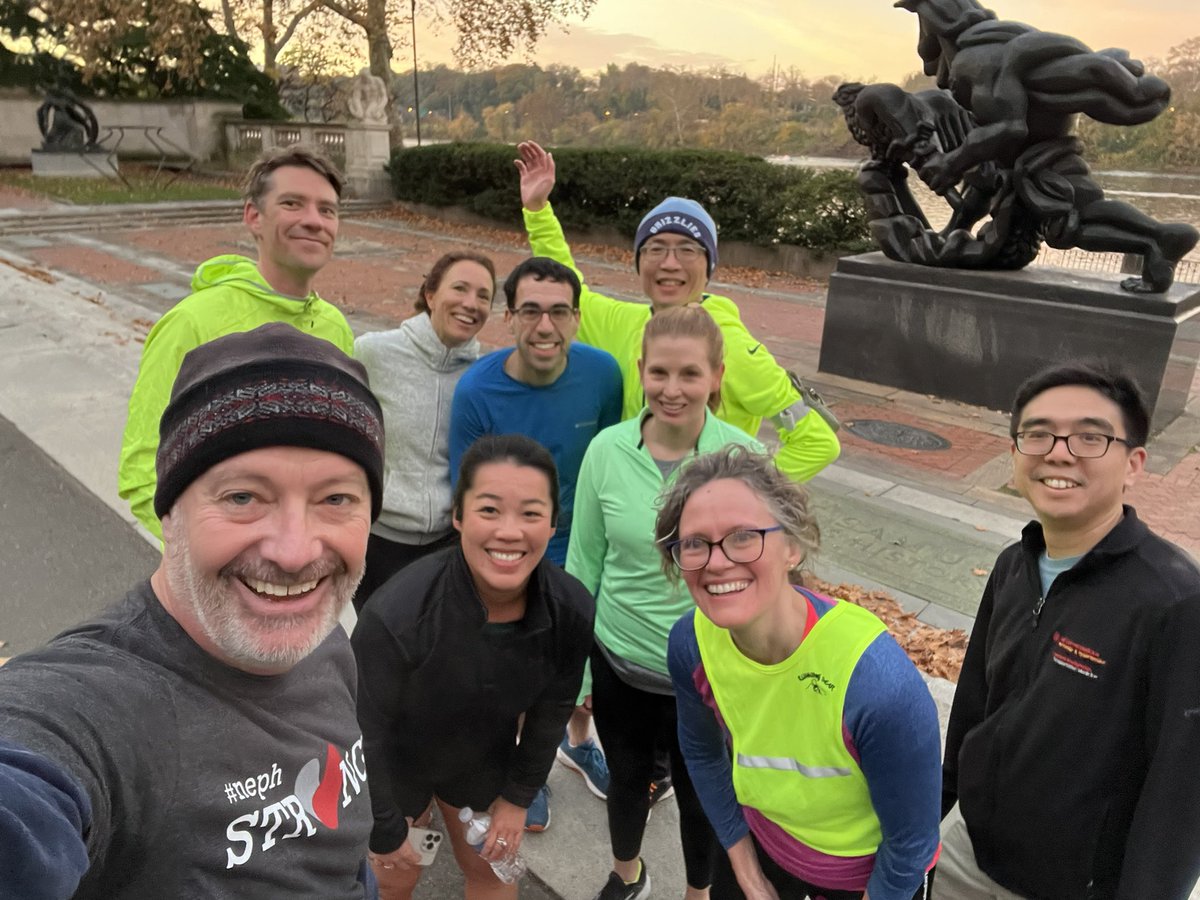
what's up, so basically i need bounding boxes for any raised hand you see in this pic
[514,140,556,212]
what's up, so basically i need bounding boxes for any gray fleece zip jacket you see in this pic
[355,312,480,543]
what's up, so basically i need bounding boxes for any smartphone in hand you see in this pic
[407,827,443,866]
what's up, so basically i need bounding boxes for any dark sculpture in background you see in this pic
[835,0,1199,293]
[37,89,100,153]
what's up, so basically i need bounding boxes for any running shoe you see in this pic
[556,736,610,799]
[592,860,651,900]
[524,783,551,832]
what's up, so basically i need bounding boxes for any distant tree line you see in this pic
[375,50,1199,170]
[361,61,882,158]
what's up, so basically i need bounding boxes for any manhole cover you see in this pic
[845,419,951,450]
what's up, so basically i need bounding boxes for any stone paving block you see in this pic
[139,281,190,303]
[807,485,997,617]
[812,559,930,617]
[809,370,901,399]
[5,235,52,249]
[118,223,250,263]
[921,674,958,753]
[959,452,1016,492]
[918,602,977,634]
[813,464,896,497]
[884,484,1026,541]
[27,244,166,286]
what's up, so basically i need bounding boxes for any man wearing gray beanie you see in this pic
[0,323,384,899]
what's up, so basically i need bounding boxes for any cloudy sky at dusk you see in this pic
[411,0,1197,82]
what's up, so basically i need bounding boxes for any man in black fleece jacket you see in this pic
[938,361,1200,900]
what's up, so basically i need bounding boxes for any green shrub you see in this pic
[387,143,870,252]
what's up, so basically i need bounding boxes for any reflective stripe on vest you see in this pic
[694,598,886,856]
[736,755,852,778]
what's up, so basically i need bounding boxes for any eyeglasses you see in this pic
[666,526,783,571]
[511,304,577,325]
[1013,431,1134,458]
[639,243,704,263]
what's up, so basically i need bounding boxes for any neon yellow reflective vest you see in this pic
[694,601,886,856]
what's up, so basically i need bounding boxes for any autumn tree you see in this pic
[6,0,283,112]
[277,39,349,121]
[216,0,355,77]
[19,0,213,83]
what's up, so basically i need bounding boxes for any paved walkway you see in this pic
[0,200,1196,899]
[5,203,1196,623]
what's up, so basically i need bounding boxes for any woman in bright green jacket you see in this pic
[568,307,763,900]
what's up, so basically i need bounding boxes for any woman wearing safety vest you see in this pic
[658,446,941,900]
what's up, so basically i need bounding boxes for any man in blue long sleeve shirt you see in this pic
[450,256,622,830]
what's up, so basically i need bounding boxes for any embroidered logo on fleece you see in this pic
[1050,631,1106,680]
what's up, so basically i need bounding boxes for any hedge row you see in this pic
[387,143,870,253]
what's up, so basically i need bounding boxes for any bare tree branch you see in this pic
[275,0,325,54]
[219,0,238,38]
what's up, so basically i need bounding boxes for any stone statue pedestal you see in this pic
[31,148,118,179]
[818,252,1200,432]
[343,124,391,200]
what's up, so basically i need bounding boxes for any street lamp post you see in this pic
[411,0,421,146]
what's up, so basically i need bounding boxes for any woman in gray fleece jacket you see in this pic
[353,250,496,610]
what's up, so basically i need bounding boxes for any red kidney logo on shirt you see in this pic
[294,743,342,829]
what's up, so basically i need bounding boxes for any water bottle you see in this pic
[458,806,527,884]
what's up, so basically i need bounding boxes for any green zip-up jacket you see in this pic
[117,255,354,540]
[523,203,839,483]
[566,410,764,675]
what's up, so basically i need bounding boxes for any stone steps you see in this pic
[0,199,392,237]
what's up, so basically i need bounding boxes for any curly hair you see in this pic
[654,444,820,577]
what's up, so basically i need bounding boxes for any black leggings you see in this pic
[709,830,935,900]
[590,645,718,890]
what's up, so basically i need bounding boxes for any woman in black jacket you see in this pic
[353,434,595,900]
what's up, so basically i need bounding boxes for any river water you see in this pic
[771,156,1200,277]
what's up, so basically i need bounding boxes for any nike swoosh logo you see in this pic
[748,344,762,355]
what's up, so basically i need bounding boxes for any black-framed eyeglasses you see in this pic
[666,526,783,571]
[1013,431,1134,458]
[638,243,704,262]
[511,304,577,325]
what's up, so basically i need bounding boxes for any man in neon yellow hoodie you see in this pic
[514,141,839,484]
[118,146,354,540]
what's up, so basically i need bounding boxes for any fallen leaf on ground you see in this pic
[972,567,989,576]
[0,258,56,284]
[801,575,967,682]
